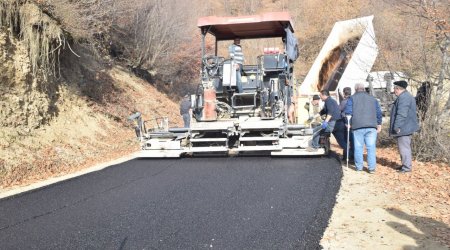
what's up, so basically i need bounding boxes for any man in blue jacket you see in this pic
[345,83,382,173]
[336,87,353,161]
[390,80,419,173]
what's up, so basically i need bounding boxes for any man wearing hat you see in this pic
[307,94,322,149]
[390,80,419,173]
[308,94,322,124]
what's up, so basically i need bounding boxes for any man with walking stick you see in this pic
[344,83,382,173]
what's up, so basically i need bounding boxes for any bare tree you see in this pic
[394,0,450,162]
[127,1,192,71]
[35,0,114,41]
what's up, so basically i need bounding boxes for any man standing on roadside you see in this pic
[335,87,353,161]
[180,94,192,128]
[312,90,340,148]
[229,37,244,93]
[345,83,382,173]
[390,80,419,173]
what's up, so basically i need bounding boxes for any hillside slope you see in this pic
[0,27,181,186]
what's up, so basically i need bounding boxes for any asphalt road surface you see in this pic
[0,156,342,249]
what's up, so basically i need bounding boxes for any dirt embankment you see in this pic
[0,30,56,130]
[0,24,182,187]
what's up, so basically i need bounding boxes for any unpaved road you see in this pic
[0,156,341,249]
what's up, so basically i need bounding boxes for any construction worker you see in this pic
[288,85,297,124]
[180,94,191,128]
[308,94,322,126]
[311,90,340,148]
[229,38,244,93]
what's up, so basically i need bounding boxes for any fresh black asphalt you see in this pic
[0,156,342,249]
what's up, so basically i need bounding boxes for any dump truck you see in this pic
[130,13,379,158]
[295,15,378,124]
[366,71,409,116]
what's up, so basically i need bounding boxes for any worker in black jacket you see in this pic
[311,90,340,148]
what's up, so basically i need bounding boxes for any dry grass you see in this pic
[0,66,182,188]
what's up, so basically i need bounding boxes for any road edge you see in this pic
[0,152,139,199]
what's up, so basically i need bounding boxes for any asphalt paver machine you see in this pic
[132,12,329,157]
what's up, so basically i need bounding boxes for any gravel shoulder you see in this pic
[321,144,450,249]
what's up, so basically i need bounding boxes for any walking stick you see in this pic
[345,115,352,168]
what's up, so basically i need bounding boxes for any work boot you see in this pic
[394,165,403,170]
[306,147,318,152]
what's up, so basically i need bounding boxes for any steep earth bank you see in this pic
[0,27,182,187]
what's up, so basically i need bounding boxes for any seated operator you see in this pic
[307,94,322,126]
[228,38,244,93]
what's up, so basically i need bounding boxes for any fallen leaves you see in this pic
[375,147,450,247]
[332,140,450,248]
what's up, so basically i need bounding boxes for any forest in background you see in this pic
[11,0,447,96]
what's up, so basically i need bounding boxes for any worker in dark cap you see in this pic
[307,94,322,125]
[389,80,419,173]
[180,94,192,128]
[306,94,322,150]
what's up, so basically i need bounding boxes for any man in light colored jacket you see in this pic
[389,80,419,173]
[229,38,244,93]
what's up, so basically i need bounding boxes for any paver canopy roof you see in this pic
[197,12,294,40]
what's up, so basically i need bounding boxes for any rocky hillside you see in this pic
[0,40,182,186]
[0,1,182,187]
